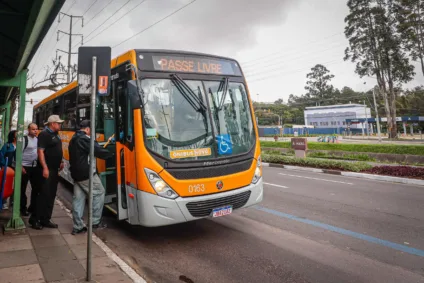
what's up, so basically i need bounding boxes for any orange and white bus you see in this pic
[33,49,263,227]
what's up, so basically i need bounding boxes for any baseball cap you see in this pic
[79,120,91,128]
[44,114,64,125]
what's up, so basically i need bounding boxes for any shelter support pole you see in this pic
[1,70,27,231]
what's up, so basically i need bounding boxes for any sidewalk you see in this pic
[0,202,133,282]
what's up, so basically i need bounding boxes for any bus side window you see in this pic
[77,93,90,129]
[53,97,62,117]
[63,90,77,130]
[116,80,133,148]
[97,91,114,136]
[39,106,46,129]
[35,107,44,129]
[116,82,126,142]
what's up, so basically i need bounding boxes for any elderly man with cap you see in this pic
[68,120,114,235]
[29,115,64,230]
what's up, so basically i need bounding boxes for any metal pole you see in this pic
[86,56,96,282]
[364,100,369,137]
[5,70,26,231]
[68,16,73,83]
[4,101,10,144]
[372,87,382,142]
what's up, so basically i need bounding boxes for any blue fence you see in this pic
[258,127,363,136]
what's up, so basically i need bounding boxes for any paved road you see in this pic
[56,167,424,283]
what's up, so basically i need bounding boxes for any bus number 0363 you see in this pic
[188,184,205,193]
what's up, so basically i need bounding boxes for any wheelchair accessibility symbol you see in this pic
[217,134,232,155]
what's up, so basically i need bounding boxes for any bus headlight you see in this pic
[251,156,262,184]
[145,168,179,199]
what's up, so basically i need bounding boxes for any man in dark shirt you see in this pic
[29,115,64,230]
[68,120,114,235]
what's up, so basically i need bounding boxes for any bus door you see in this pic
[114,79,133,221]
[102,73,131,221]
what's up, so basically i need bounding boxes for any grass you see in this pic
[262,154,373,172]
[261,141,424,156]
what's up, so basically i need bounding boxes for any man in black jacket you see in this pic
[68,120,114,235]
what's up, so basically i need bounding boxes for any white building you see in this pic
[304,104,372,128]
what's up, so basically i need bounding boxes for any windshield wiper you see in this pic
[171,74,206,112]
[218,77,229,110]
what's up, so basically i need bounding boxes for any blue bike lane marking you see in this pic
[254,205,424,258]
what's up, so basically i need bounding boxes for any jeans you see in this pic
[72,174,105,230]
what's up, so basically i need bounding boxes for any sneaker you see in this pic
[93,222,107,229]
[71,227,87,235]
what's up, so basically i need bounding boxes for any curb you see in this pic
[262,162,424,186]
[55,199,147,283]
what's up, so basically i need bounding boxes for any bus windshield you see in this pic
[141,78,255,161]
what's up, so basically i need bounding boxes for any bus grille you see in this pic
[167,159,252,180]
[186,190,251,217]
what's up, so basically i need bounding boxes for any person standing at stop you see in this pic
[68,120,113,235]
[29,115,64,230]
[20,123,40,216]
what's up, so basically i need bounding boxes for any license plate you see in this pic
[212,205,233,217]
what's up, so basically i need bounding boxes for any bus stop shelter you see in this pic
[346,116,424,136]
[0,0,65,232]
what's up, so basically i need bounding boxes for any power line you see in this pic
[240,32,343,66]
[57,12,84,83]
[113,0,198,49]
[243,43,345,77]
[246,58,342,81]
[246,59,343,83]
[65,0,77,13]
[242,41,345,72]
[72,0,132,49]
[73,0,100,27]
[79,0,147,48]
[58,0,78,40]
[83,0,115,28]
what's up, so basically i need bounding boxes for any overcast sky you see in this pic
[25,0,423,120]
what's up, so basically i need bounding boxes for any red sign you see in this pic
[98,76,108,95]
[291,138,307,150]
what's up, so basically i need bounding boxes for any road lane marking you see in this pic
[254,205,424,258]
[264,182,289,189]
[279,173,354,185]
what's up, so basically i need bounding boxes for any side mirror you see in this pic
[127,80,142,109]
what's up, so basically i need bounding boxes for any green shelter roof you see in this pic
[0,0,65,104]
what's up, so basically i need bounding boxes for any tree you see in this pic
[392,0,424,77]
[304,64,335,106]
[344,0,415,138]
[5,57,77,127]
[274,98,284,104]
[396,85,424,116]
[27,56,77,93]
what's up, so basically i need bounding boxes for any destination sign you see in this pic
[137,53,242,76]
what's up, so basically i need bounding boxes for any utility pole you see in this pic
[372,86,382,142]
[364,99,369,137]
[57,12,84,83]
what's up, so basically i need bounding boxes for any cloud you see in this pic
[125,0,301,57]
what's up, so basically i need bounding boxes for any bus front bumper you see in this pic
[132,178,263,227]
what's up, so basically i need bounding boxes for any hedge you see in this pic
[260,141,424,156]
[361,166,424,179]
[307,151,376,162]
[262,154,373,172]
